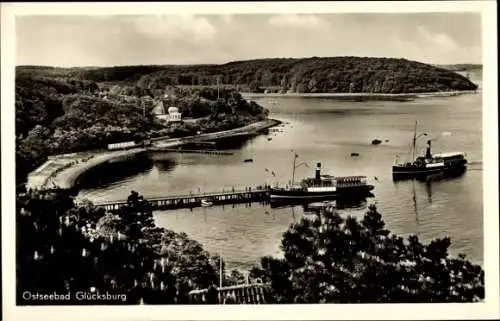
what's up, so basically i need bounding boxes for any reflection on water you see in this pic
[271,197,369,211]
[76,152,154,189]
[214,135,260,150]
[149,153,177,172]
[393,168,467,205]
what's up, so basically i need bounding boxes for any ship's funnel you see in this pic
[316,163,321,180]
[426,140,432,158]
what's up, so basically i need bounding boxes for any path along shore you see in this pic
[26,118,281,191]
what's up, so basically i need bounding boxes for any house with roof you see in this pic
[152,99,182,124]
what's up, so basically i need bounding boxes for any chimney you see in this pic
[316,163,321,180]
[425,140,432,158]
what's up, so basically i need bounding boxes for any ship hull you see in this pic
[269,185,374,202]
[392,163,467,180]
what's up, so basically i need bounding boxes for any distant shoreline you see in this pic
[241,90,479,99]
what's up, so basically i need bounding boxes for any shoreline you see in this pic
[241,90,479,100]
[26,118,281,192]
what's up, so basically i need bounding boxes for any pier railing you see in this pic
[93,186,271,211]
[188,283,270,304]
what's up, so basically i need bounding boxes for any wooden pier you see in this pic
[93,187,270,211]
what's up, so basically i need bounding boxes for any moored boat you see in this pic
[200,199,213,207]
[269,154,374,202]
[392,121,468,179]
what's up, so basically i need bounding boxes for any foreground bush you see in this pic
[250,205,484,303]
[16,190,484,304]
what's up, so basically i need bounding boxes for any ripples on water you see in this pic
[79,77,484,270]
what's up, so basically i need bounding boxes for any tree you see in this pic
[16,189,224,305]
[252,205,484,303]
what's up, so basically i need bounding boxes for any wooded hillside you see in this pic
[18,56,478,94]
[15,70,267,184]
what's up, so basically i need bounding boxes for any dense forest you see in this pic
[19,56,478,94]
[15,69,267,184]
[17,189,484,304]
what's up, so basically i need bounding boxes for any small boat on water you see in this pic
[392,121,468,179]
[201,199,213,207]
[269,155,375,202]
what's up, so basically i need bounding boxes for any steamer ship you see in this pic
[392,121,468,179]
[269,154,375,202]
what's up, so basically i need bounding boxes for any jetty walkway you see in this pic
[93,186,271,211]
[26,119,281,191]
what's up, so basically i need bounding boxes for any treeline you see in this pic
[435,64,483,72]
[18,56,479,94]
[15,70,267,184]
[17,190,246,305]
[17,190,484,304]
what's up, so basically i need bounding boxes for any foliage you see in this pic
[17,190,484,304]
[435,64,483,72]
[15,68,268,184]
[250,204,484,303]
[16,190,219,305]
[18,57,478,94]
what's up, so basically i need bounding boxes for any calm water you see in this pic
[79,73,483,270]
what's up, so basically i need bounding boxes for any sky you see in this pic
[15,12,482,67]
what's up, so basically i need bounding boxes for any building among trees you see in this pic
[152,100,182,124]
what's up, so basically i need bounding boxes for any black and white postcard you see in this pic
[1,1,498,321]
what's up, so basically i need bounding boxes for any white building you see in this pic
[152,101,182,123]
[167,106,182,122]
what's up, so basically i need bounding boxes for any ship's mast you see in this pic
[412,121,418,162]
[291,152,297,186]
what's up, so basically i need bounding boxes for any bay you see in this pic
[78,71,484,270]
